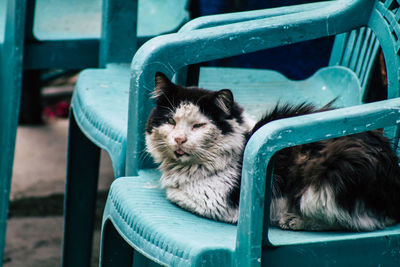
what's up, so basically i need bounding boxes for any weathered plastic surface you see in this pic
[99,0,400,266]
[0,0,26,265]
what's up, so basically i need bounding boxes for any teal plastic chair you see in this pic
[100,0,400,266]
[0,0,26,265]
[62,1,189,266]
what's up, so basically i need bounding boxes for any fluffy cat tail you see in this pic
[251,101,334,135]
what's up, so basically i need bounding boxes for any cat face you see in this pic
[146,72,247,166]
[147,101,221,164]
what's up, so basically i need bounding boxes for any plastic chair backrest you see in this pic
[369,0,400,99]
[330,27,380,100]
[24,0,137,68]
[329,27,400,145]
[0,0,26,264]
[23,0,101,69]
[329,1,400,146]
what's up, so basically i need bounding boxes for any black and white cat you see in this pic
[145,72,400,231]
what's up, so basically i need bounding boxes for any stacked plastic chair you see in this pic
[20,0,103,123]
[22,0,190,123]
[62,1,190,266]
[99,0,400,266]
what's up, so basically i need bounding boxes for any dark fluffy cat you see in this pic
[145,72,400,231]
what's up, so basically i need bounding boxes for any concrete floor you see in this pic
[4,118,114,266]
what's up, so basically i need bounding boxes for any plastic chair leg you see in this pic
[19,70,43,125]
[100,220,133,267]
[0,81,22,266]
[62,112,100,267]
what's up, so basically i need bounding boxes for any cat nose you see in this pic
[174,136,187,145]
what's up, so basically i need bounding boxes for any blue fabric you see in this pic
[197,0,334,80]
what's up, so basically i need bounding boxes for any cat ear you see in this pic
[214,89,234,115]
[153,72,172,98]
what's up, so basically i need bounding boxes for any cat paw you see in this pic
[279,213,305,230]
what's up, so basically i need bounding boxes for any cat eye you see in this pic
[193,123,206,129]
[167,118,176,125]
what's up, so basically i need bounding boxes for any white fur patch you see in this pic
[299,185,391,231]
[300,185,352,229]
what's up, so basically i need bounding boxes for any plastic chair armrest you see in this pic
[235,97,400,266]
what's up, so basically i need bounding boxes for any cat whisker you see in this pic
[159,91,175,110]
[158,105,175,114]
[138,149,152,162]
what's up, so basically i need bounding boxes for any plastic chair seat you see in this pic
[34,0,189,41]
[73,65,361,178]
[71,64,130,177]
[103,170,237,266]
